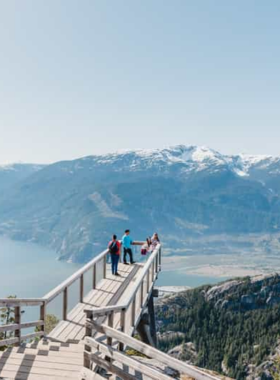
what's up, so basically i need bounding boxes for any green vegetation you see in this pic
[0,295,17,351]
[35,314,59,335]
[273,357,280,380]
[157,280,280,380]
[1,296,59,349]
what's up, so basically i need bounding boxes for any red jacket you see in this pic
[108,240,121,255]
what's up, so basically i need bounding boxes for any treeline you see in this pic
[157,286,280,379]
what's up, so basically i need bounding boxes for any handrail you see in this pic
[85,244,161,316]
[0,298,44,307]
[43,248,109,303]
[123,244,161,306]
[43,242,144,303]
[0,239,148,348]
[85,324,221,380]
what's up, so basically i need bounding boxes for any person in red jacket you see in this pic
[108,234,121,276]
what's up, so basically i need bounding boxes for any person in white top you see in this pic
[151,233,160,250]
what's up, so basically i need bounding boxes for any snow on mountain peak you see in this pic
[0,164,17,172]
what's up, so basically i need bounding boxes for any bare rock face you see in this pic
[206,280,242,301]
[131,355,232,379]
[168,343,198,364]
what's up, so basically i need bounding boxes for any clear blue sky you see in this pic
[0,0,279,164]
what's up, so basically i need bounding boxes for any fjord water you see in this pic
[0,236,81,299]
[0,236,83,324]
[0,236,219,298]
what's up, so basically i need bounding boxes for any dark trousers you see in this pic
[123,248,133,264]
[111,254,119,274]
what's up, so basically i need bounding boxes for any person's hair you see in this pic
[113,234,117,240]
[153,233,160,241]
[125,229,130,233]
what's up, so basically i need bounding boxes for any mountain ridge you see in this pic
[1,144,279,177]
[1,145,280,262]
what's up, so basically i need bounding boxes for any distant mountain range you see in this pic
[1,145,280,262]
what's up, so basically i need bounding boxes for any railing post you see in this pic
[147,269,150,294]
[40,301,46,336]
[63,287,68,321]
[119,308,126,351]
[14,306,21,347]
[107,311,114,347]
[80,274,84,303]
[140,281,144,307]
[156,253,159,274]
[152,260,155,282]
[84,310,93,369]
[159,247,162,271]
[131,297,136,328]
[103,256,106,279]
[93,264,96,289]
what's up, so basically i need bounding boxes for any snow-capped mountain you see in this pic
[1,145,280,263]
[54,145,280,179]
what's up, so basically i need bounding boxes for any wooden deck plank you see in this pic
[56,264,133,342]
[49,264,132,342]
[57,276,120,342]
[26,341,84,353]
[0,363,79,377]
[73,265,140,341]
[0,357,81,371]
[1,347,84,360]
[0,371,67,380]
[48,274,114,340]
[0,352,83,366]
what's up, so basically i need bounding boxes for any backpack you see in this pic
[109,241,118,255]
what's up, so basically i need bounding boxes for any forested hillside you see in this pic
[156,274,280,379]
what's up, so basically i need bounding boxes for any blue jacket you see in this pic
[122,234,133,249]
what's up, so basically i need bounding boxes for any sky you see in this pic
[0,0,280,164]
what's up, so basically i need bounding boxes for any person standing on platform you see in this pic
[108,234,121,276]
[122,229,135,264]
[151,232,160,250]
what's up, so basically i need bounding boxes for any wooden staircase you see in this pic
[0,340,83,379]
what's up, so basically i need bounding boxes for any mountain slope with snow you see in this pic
[0,146,280,262]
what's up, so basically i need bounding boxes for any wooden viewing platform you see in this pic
[0,242,223,380]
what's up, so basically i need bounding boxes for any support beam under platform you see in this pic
[136,292,157,347]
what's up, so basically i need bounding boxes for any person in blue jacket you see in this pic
[122,229,135,264]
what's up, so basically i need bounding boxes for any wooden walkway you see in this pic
[0,243,224,380]
[48,263,141,343]
[0,261,143,379]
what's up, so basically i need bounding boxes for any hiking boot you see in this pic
[115,272,120,276]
